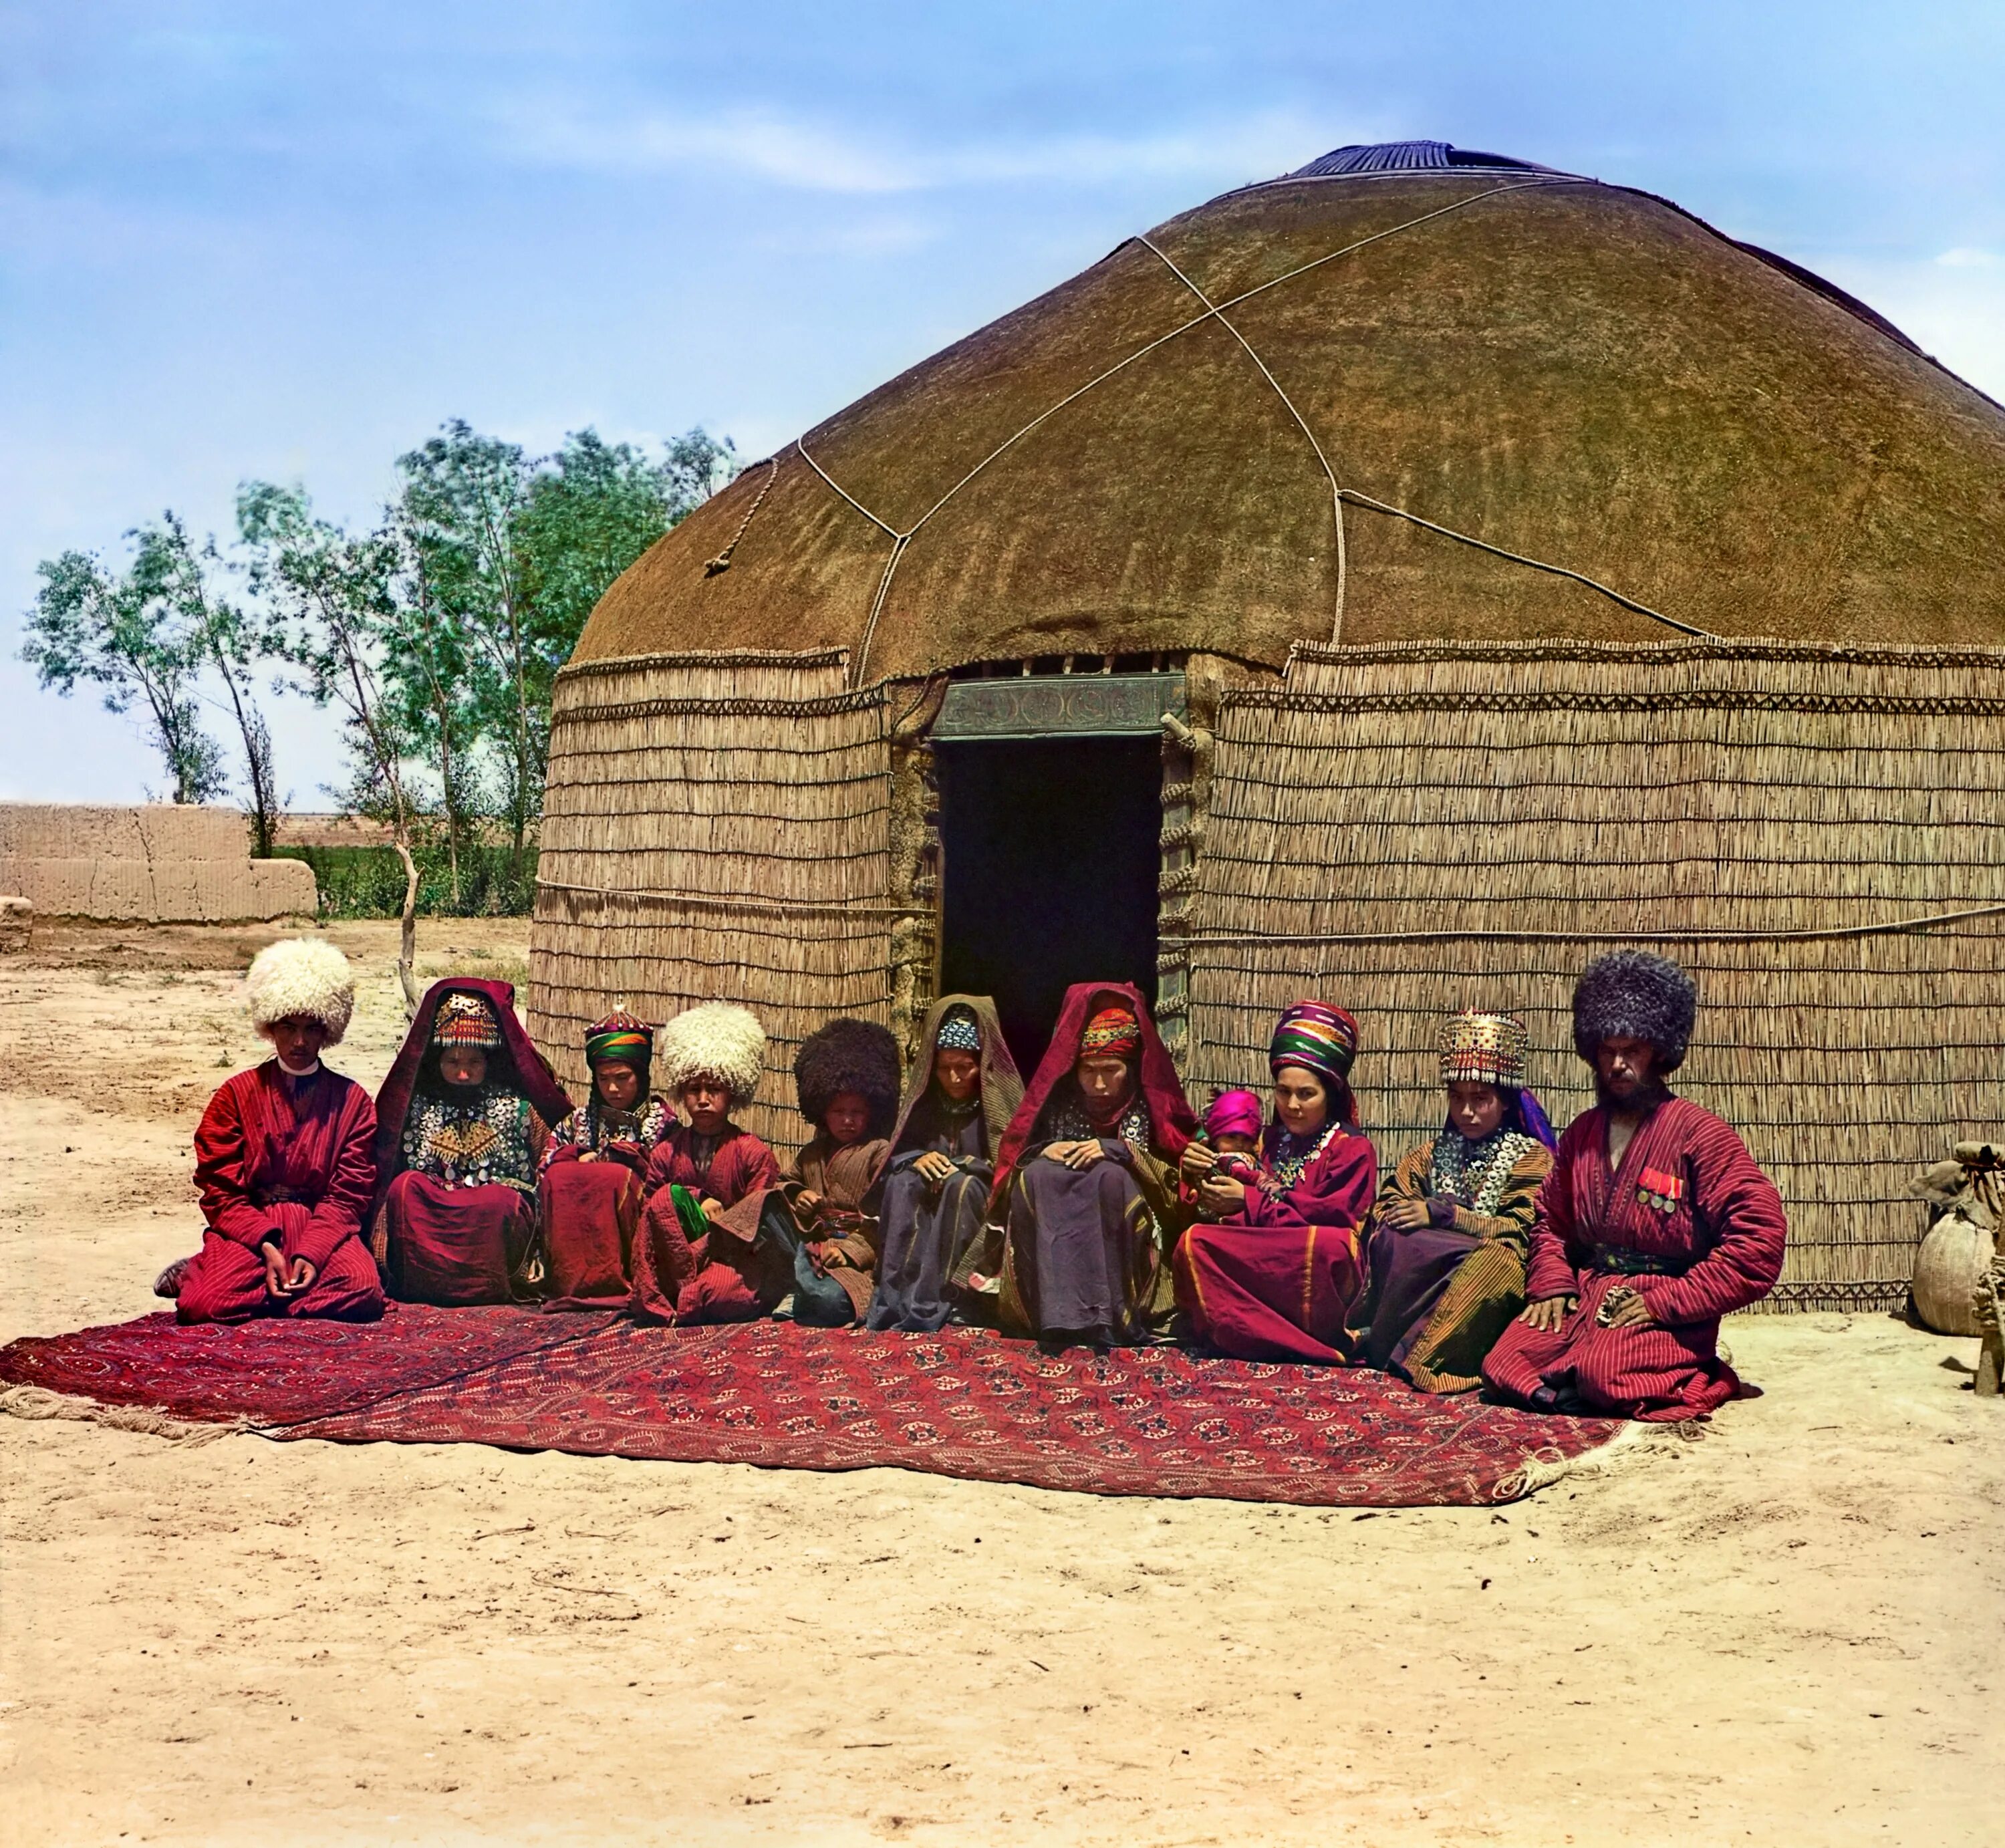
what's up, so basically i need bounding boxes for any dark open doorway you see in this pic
[936,736,1162,1075]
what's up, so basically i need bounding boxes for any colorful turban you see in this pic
[1439,1011,1528,1088]
[1078,1006,1142,1062]
[431,991,502,1050]
[585,1006,654,1071]
[934,1005,982,1055]
[1268,1001,1359,1088]
[1204,1089,1264,1142]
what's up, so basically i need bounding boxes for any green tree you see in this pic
[395,420,739,853]
[20,525,229,804]
[515,426,737,650]
[386,500,485,902]
[396,422,540,850]
[238,481,424,1009]
[154,515,285,856]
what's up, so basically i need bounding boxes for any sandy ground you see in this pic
[0,920,1997,1847]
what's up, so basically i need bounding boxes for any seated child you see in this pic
[162,937,384,1325]
[1186,1089,1264,1200]
[628,1003,782,1323]
[716,1017,902,1326]
[537,1007,673,1309]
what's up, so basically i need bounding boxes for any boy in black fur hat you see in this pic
[711,1016,903,1326]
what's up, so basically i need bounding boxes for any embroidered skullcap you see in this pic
[1573,951,1698,1073]
[1268,1001,1358,1087]
[585,1005,654,1070]
[1439,1011,1529,1088]
[1079,1006,1142,1061]
[934,1005,982,1055]
[1204,1089,1264,1142]
[431,991,503,1050]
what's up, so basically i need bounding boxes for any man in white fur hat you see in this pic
[160,938,385,1323]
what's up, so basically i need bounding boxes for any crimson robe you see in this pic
[537,1097,672,1309]
[1482,1095,1786,1420]
[628,1124,782,1323]
[178,1062,384,1325]
[1174,1123,1377,1363]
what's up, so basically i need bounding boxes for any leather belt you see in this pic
[1588,1243,1688,1277]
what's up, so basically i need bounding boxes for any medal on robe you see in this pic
[1636,1163,1685,1214]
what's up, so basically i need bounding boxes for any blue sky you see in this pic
[4,1,2001,804]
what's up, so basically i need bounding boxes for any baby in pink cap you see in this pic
[1199,1089,1263,1187]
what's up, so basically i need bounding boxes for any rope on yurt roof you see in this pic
[1334,490,1713,639]
[803,183,1567,684]
[703,454,779,575]
[1140,229,1710,645]
[795,438,899,537]
[796,176,1712,681]
[1135,233,1349,643]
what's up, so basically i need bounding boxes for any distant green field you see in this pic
[273,844,537,919]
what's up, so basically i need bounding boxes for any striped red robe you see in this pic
[178,1062,384,1325]
[1482,1095,1786,1420]
[628,1124,782,1323]
[1173,1123,1377,1364]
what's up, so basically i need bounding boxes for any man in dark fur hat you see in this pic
[1482,951,1787,1421]
[708,1017,904,1327]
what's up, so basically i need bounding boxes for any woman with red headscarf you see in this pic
[1172,1001,1377,1364]
[370,981,571,1305]
[990,982,1196,1347]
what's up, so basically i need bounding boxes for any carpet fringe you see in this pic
[0,1383,243,1446]
[1498,1418,1694,1500]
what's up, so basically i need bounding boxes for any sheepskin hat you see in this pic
[794,1017,903,1137]
[245,937,356,1045]
[1572,951,1698,1072]
[657,1001,767,1108]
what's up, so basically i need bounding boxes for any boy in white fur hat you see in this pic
[628,1001,781,1323]
[160,938,385,1323]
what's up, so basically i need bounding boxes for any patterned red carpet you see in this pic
[0,1307,1629,1506]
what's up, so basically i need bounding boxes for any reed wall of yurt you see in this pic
[1180,638,2005,1311]
[528,649,908,1149]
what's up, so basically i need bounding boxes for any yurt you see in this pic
[529,140,2005,1312]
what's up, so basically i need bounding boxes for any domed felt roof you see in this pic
[577,144,2005,681]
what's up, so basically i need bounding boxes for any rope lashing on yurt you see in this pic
[1135,233,1350,643]
[1176,898,2005,950]
[794,436,911,690]
[792,176,1710,681]
[798,180,1576,686]
[1133,234,1712,645]
[703,455,779,575]
[535,878,930,922]
[1333,490,1712,639]
[794,438,900,537]
[555,646,851,685]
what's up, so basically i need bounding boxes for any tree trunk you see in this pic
[393,833,420,1017]
[216,654,277,855]
[436,698,460,906]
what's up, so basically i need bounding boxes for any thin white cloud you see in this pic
[491,99,1352,196]
[1810,251,2005,400]
[742,214,941,257]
